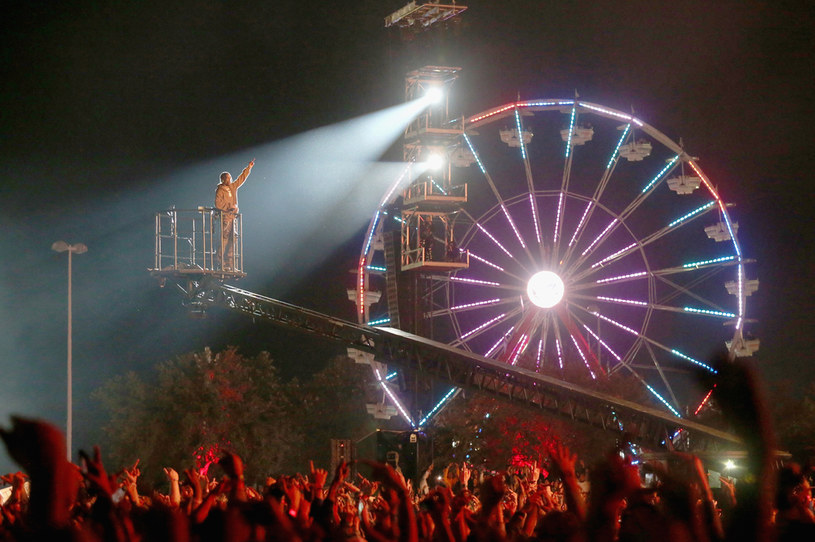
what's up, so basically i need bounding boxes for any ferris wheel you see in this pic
[356,90,757,421]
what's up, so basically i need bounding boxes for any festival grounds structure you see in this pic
[150,63,759,455]
[149,0,758,460]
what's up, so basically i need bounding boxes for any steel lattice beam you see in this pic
[180,278,742,451]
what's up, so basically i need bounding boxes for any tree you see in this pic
[285,355,379,471]
[93,347,301,486]
[770,379,815,463]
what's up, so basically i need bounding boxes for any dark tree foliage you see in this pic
[770,380,815,463]
[93,347,301,486]
[285,356,379,472]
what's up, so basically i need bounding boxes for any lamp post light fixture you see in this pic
[52,240,87,462]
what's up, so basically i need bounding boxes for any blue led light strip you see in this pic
[668,201,715,227]
[419,387,458,427]
[607,125,630,169]
[682,255,735,268]
[514,109,527,160]
[683,307,736,318]
[363,211,381,256]
[641,156,679,193]
[565,105,576,158]
[368,317,391,326]
[670,349,717,373]
[646,384,682,417]
[463,133,487,175]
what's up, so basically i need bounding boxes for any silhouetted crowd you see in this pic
[1,361,813,541]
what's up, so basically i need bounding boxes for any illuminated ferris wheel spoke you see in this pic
[463,133,536,264]
[556,305,605,377]
[473,221,533,274]
[450,305,524,348]
[561,125,629,267]
[636,201,718,247]
[551,105,578,263]
[513,109,545,251]
[573,292,736,321]
[467,250,528,283]
[580,320,623,364]
[653,270,730,313]
[425,296,519,318]
[641,342,682,411]
[565,156,682,276]
[571,201,720,285]
[446,274,525,293]
[497,308,544,364]
[551,319,566,370]
[536,314,552,370]
[574,303,718,374]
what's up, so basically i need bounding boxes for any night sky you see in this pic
[1,1,813,473]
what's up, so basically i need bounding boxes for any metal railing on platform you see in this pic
[150,208,244,279]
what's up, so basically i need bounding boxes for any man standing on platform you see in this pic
[215,159,254,271]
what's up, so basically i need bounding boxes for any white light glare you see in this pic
[426,153,445,170]
[527,271,565,309]
[425,86,444,104]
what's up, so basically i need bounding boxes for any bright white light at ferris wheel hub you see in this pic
[527,271,565,309]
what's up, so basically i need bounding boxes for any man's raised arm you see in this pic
[233,159,255,189]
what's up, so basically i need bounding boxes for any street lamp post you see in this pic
[52,240,87,462]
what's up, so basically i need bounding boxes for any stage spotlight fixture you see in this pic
[425,86,444,105]
[427,152,445,170]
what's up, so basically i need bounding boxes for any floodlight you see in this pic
[426,153,445,170]
[425,86,444,104]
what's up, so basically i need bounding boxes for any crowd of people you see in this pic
[0,360,813,541]
[0,418,812,541]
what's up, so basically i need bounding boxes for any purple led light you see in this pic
[579,103,633,122]
[591,242,637,268]
[451,298,502,311]
[485,326,515,357]
[582,324,622,361]
[595,271,647,284]
[510,334,530,365]
[595,313,640,336]
[553,192,564,243]
[555,338,564,369]
[568,202,592,248]
[529,193,542,244]
[451,276,500,287]
[501,204,527,249]
[468,251,505,272]
[375,368,415,427]
[461,313,507,339]
[582,219,618,256]
[570,334,597,379]
[478,223,514,258]
[597,295,649,307]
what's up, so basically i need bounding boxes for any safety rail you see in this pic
[150,208,245,280]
